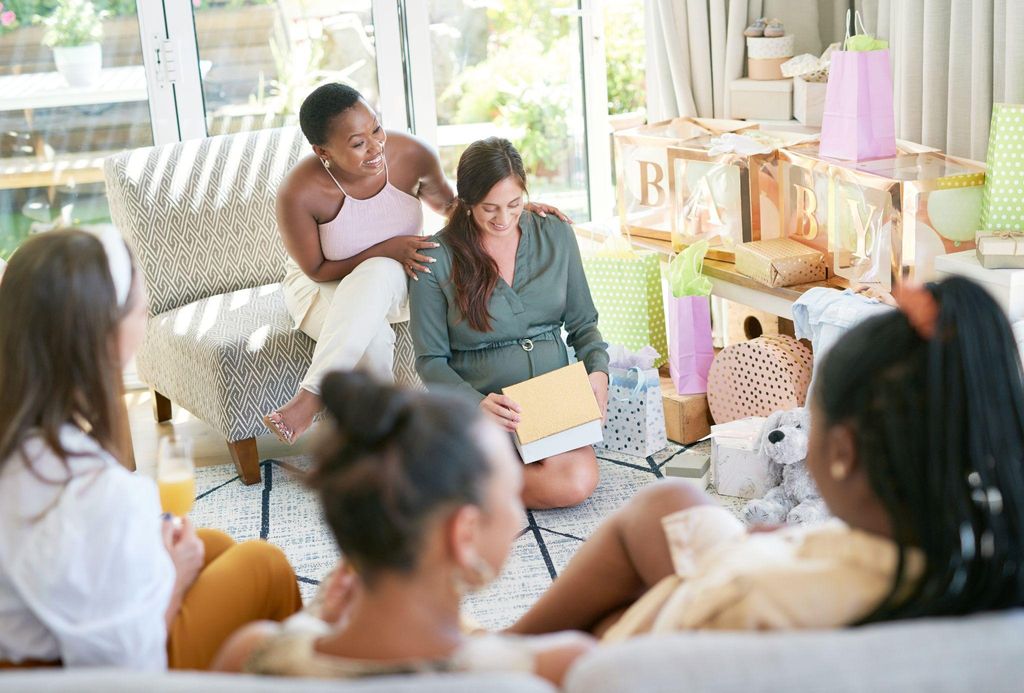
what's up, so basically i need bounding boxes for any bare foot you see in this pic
[264,388,321,444]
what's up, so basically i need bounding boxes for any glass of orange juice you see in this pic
[158,437,196,519]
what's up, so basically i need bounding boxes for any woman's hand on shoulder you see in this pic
[528,631,596,686]
[525,201,573,224]
[480,393,522,433]
[379,236,441,280]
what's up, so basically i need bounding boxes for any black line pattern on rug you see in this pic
[596,455,657,474]
[654,444,698,471]
[194,474,240,501]
[297,576,320,586]
[537,526,586,543]
[260,460,273,540]
[526,510,558,580]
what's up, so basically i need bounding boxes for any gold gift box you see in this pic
[770,144,986,291]
[735,238,827,288]
[615,117,771,261]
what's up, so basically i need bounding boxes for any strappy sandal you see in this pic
[263,411,296,445]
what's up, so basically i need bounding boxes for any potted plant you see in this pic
[37,0,108,88]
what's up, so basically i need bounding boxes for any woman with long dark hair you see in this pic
[215,372,593,684]
[409,138,609,510]
[0,229,302,670]
[264,84,566,444]
[509,277,1024,636]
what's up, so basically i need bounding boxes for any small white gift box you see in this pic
[729,77,793,121]
[711,417,772,498]
[596,345,669,458]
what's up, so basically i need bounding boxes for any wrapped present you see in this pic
[976,231,1024,269]
[711,417,773,498]
[793,76,827,127]
[981,103,1024,231]
[660,376,712,444]
[596,345,668,458]
[734,238,827,288]
[666,241,714,394]
[582,236,668,367]
[707,335,812,424]
[771,143,986,291]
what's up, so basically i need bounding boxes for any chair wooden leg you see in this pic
[228,437,262,485]
[152,389,173,423]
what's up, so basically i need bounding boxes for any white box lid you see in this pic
[935,250,1024,288]
[730,77,794,93]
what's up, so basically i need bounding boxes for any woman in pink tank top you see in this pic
[266,84,567,444]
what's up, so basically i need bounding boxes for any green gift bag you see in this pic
[582,242,668,368]
[981,103,1024,231]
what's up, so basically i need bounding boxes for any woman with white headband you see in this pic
[0,229,303,671]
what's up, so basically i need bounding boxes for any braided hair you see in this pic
[817,276,1024,621]
[308,372,492,585]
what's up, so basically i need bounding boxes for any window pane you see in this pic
[194,0,380,136]
[429,0,590,221]
[0,0,153,258]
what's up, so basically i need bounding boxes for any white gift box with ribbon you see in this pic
[596,345,669,458]
[711,416,773,499]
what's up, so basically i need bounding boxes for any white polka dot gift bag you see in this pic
[981,103,1024,232]
[595,344,669,458]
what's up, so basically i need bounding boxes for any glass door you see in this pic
[168,0,394,138]
[0,0,155,258]
[413,0,596,223]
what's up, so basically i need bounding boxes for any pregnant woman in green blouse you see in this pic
[409,138,609,510]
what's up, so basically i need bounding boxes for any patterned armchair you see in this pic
[104,127,421,484]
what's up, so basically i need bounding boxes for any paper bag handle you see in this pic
[843,9,869,50]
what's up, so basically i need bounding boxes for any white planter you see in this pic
[53,43,102,88]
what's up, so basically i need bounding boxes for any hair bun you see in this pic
[320,371,411,450]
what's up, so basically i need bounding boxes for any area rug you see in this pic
[189,441,746,630]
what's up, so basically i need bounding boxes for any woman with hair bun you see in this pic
[216,372,593,685]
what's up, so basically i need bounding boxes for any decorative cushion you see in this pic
[138,283,421,443]
[706,335,812,424]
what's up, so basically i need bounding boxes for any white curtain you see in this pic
[857,0,1024,160]
[646,0,1024,160]
[645,0,850,121]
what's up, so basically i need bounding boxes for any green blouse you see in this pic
[408,212,609,404]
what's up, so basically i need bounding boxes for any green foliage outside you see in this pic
[38,0,106,48]
[2,0,271,21]
[441,0,645,177]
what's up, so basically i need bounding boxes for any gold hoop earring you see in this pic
[830,462,849,480]
[321,158,331,170]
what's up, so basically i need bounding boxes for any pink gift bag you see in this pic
[668,295,714,395]
[819,12,896,161]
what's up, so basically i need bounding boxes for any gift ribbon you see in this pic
[982,231,1024,253]
[609,366,652,402]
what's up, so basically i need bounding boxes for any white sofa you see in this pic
[3,610,1021,692]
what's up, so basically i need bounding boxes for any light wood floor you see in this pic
[126,388,319,477]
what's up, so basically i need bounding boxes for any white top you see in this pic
[0,425,174,669]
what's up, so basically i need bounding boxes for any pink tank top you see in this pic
[318,161,424,261]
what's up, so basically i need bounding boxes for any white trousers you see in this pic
[288,257,409,395]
